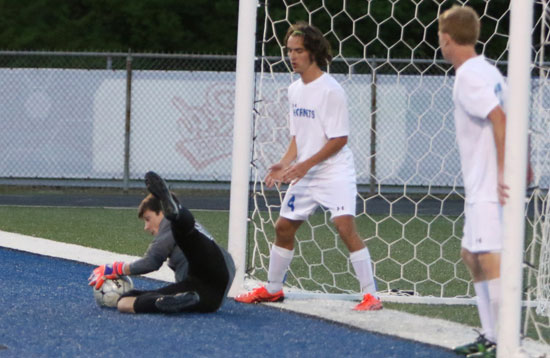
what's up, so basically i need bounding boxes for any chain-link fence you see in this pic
[0,51,237,188]
[0,51,548,191]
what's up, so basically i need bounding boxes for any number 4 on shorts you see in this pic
[287,195,295,212]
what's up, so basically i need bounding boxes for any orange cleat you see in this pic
[234,286,284,304]
[353,293,383,311]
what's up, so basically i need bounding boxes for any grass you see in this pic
[0,206,229,256]
[249,209,471,297]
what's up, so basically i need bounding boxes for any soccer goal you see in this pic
[229,0,549,353]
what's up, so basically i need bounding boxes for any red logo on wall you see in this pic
[172,86,234,170]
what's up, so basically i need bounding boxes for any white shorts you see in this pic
[280,179,357,221]
[461,201,502,253]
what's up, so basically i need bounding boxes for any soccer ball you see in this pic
[93,277,134,308]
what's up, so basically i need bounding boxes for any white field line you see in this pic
[0,229,175,282]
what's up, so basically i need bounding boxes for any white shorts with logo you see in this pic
[279,178,357,221]
[462,201,502,253]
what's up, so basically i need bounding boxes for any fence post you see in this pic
[123,50,133,191]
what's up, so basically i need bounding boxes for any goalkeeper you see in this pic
[88,171,235,314]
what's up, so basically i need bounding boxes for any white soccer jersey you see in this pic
[453,55,507,203]
[288,73,356,181]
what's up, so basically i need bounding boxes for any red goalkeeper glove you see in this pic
[88,262,125,290]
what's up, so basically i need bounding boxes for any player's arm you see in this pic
[487,105,508,205]
[265,137,298,188]
[128,234,175,275]
[282,135,347,184]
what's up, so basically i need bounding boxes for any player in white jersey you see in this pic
[235,22,381,311]
[439,6,531,357]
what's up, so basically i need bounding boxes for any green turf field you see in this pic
[0,206,229,256]
[249,210,471,297]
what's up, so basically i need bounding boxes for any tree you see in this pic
[0,0,238,53]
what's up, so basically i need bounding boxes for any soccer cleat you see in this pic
[353,293,383,311]
[234,286,284,304]
[465,344,496,358]
[155,291,200,313]
[453,334,495,356]
[145,171,179,220]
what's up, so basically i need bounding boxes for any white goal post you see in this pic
[228,0,258,297]
[499,1,534,357]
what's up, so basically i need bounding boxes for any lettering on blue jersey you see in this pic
[287,195,295,212]
[494,83,503,106]
[292,103,315,119]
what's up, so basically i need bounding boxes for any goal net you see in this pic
[247,0,549,346]
[524,1,550,343]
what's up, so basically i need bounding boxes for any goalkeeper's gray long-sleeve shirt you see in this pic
[129,218,189,282]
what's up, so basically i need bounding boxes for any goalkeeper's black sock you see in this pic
[155,292,200,313]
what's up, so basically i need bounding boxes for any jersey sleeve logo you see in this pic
[494,83,503,106]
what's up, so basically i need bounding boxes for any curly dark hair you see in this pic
[284,21,332,68]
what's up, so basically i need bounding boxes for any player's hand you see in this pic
[265,163,286,188]
[88,262,125,290]
[527,164,534,185]
[283,162,309,185]
[497,171,509,205]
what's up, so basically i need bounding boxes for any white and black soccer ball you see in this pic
[93,277,134,308]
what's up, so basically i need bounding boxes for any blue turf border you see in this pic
[0,247,460,358]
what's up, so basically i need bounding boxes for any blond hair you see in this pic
[439,5,480,46]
